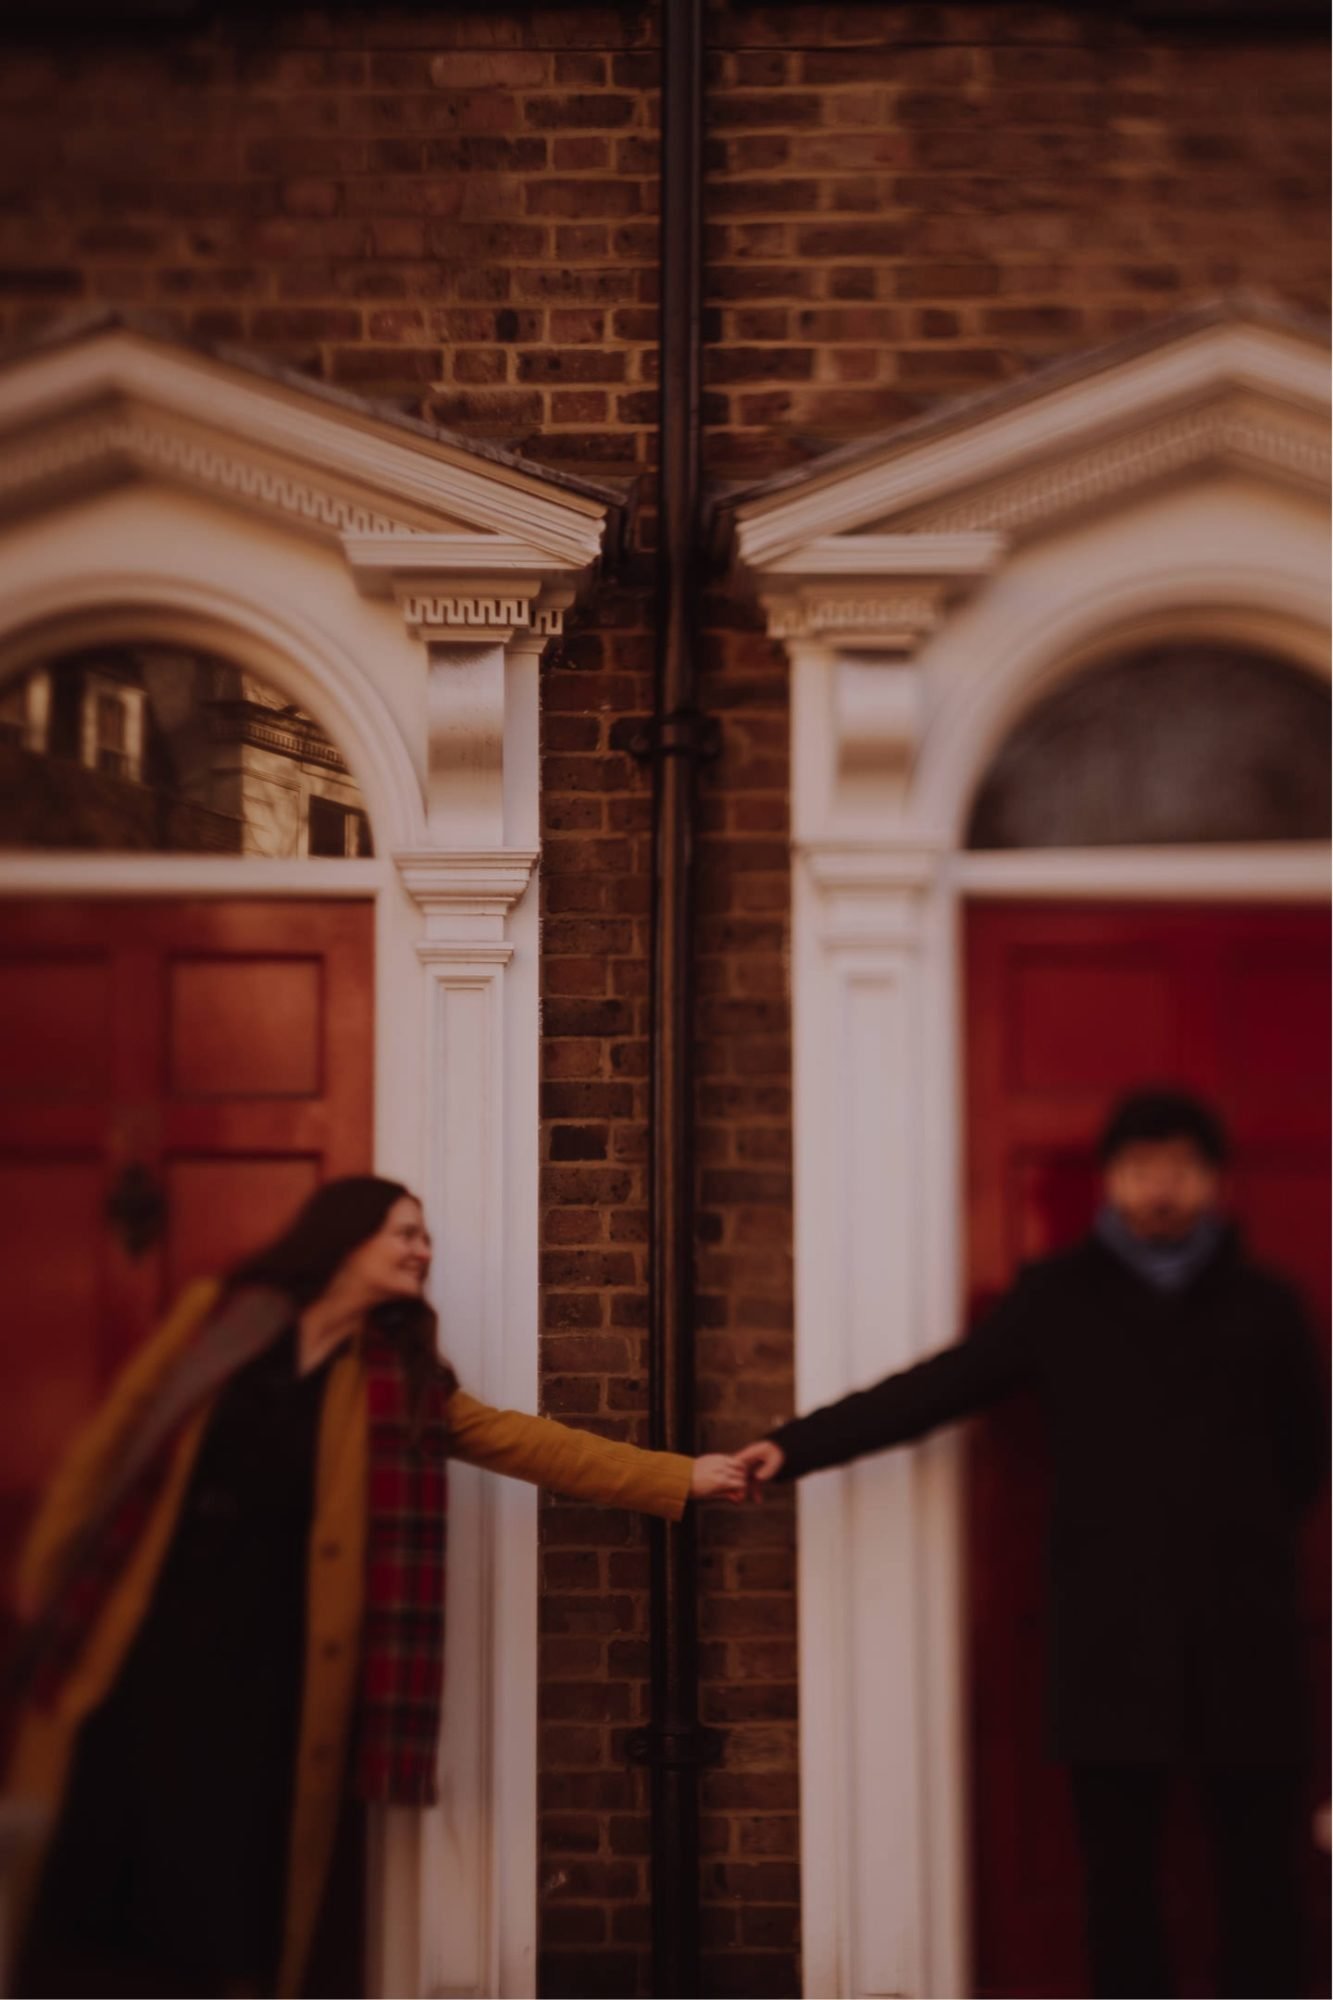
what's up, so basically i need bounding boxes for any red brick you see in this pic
[710,93,821,130]
[554,54,609,88]
[542,1332,634,1372]
[540,1723,605,1767]
[542,1905,608,1947]
[524,92,637,131]
[329,344,441,383]
[428,51,549,89]
[518,347,628,383]
[543,1812,604,1854]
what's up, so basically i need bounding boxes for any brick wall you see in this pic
[0,4,1326,1995]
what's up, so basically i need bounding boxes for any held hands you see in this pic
[734,1439,785,1500]
[690,1454,749,1504]
[688,1440,788,1505]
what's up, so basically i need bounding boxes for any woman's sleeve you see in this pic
[445,1390,693,1520]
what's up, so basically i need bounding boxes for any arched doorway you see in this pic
[0,318,621,1997]
[725,302,1330,1998]
[961,641,1331,1998]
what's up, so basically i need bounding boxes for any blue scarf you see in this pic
[1094,1205,1227,1294]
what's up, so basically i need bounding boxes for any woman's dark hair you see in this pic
[1098,1089,1229,1168]
[227,1175,455,1429]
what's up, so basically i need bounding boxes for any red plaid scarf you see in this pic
[10,1311,452,1810]
[355,1326,450,1805]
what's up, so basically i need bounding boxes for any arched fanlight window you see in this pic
[0,644,372,857]
[967,644,1330,850]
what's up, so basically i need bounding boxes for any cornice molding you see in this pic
[739,332,1330,824]
[758,384,1331,655]
[414,939,516,970]
[765,531,1004,578]
[904,396,1328,536]
[0,331,612,568]
[766,583,948,649]
[342,532,573,579]
[732,320,1329,569]
[0,406,603,641]
[0,408,412,537]
[799,841,944,896]
[798,841,944,951]
[0,334,606,674]
[394,848,539,923]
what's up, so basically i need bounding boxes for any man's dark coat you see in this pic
[769,1229,1328,1764]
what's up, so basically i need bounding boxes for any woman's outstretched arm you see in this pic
[445,1390,745,1516]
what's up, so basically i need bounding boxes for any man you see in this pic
[738,1089,1328,2000]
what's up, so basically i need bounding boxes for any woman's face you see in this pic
[341,1195,432,1303]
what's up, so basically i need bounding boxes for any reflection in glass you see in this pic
[0,645,372,857]
[967,645,1330,850]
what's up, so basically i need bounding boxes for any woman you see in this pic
[5,1177,745,1999]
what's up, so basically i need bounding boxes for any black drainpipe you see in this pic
[626,0,719,1994]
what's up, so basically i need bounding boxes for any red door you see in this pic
[0,897,374,1617]
[966,901,1330,1999]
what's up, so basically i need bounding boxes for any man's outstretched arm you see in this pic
[739,1271,1041,1487]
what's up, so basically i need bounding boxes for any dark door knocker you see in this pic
[105,1161,168,1258]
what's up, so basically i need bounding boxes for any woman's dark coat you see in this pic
[769,1229,1328,1764]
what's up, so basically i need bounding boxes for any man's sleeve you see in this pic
[1267,1282,1329,1506]
[768,1271,1040,1482]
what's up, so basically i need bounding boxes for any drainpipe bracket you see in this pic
[626,1723,725,1770]
[628,707,722,765]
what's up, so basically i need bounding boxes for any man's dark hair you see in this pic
[1098,1088,1230,1167]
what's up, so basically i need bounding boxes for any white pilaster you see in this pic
[375,850,540,2000]
[792,846,966,2000]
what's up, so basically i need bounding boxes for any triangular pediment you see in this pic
[722,301,1329,643]
[0,313,621,578]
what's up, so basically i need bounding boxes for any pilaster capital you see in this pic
[394,847,538,945]
[799,840,945,952]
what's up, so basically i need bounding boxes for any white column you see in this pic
[370,593,548,2000]
[375,852,539,2000]
[792,846,967,2000]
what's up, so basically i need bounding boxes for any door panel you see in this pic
[0,958,112,1096]
[966,901,1330,2000]
[164,1154,323,1294]
[167,956,324,1099]
[0,897,373,1615]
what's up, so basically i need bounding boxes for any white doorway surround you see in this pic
[0,315,622,1999]
[723,301,1331,1999]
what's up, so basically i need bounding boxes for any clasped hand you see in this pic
[689,1438,787,1504]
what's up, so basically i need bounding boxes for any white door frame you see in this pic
[727,305,1331,1999]
[788,833,1329,2000]
[0,320,621,2000]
